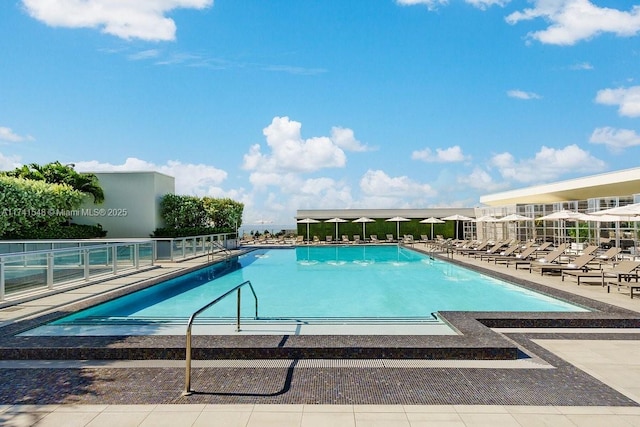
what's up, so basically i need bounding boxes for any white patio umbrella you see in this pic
[591,202,640,216]
[474,215,499,241]
[386,216,410,240]
[297,218,320,243]
[497,214,534,241]
[442,214,473,240]
[419,217,444,240]
[352,217,376,238]
[537,210,584,244]
[324,217,347,240]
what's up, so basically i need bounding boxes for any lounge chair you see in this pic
[479,242,521,262]
[595,247,622,263]
[470,240,510,259]
[563,260,640,286]
[325,235,333,244]
[353,234,361,244]
[494,246,539,268]
[342,234,350,244]
[370,235,379,243]
[312,235,320,244]
[386,234,395,243]
[525,243,569,272]
[402,235,414,245]
[529,253,597,276]
[607,281,640,299]
[419,235,429,243]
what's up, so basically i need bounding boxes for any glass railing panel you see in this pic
[116,244,134,269]
[138,243,154,266]
[52,251,84,285]
[87,247,113,277]
[4,254,47,296]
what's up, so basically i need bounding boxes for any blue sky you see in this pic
[2,0,640,227]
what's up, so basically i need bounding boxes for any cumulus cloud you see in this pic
[506,0,640,45]
[411,145,467,163]
[507,89,542,100]
[0,126,34,143]
[330,127,371,152]
[243,116,361,174]
[74,157,228,196]
[490,144,606,183]
[590,127,640,151]
[360,169,436,198]
[22,0,213,41]
[0,152,23,171]
[595,86,640,117]
[458,167,508,192]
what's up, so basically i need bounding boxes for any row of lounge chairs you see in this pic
[448,238,640,298]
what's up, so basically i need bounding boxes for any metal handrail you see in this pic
[208,239,232,262]
[183,280,258,396]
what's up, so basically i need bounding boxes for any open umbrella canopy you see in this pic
[297,218,320,242]
[385,216,410,240]
[324,217,347,240]
[592,202,640,216]
[420,217,444,239]
[442,214,473,221]
[537,210,583,221]
[474,215,498,222]
[498,214,533,222]
[441,214,472,240]
[352,217,375,238]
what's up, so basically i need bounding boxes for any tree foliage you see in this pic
[154,194,244,237]
[3,161,105,203]
[0,176,87,238]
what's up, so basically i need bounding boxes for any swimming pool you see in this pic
[30,245,587,333]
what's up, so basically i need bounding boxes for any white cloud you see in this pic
[22,0,213,41]
[412,145,466,163]
[0,126,34,143]
[595,86,640,117]
[507,89,542,100]
[359,169,436,199]
[590,127,640,151]
[458,167,507,192]
[74,157,228,196]
[0,152,23,171]
[330,127,371,152]
[506,0,640,45]
[465,0,509,10]
[490,144,606,183]
[128,49,161,61]
[569,62,593,70]
[395,0,448,10]
[243,116,350,174]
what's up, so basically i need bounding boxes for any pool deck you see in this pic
[2,244,640,426]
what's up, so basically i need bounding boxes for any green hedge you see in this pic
[3,223,107,239]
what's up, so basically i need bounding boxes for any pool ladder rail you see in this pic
[183,279,258,396]
[207,240,233,263]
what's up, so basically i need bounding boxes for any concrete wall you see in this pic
[74,172,175,238]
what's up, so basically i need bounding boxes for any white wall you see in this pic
[74,172,175,238]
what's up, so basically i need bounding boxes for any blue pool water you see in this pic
[52,246,587,326]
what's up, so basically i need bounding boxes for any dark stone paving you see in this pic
[0,333,638,406]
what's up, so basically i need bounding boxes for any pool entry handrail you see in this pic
[208,240,232,262]
[183,279,258,396]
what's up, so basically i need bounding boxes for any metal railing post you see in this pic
[83,249,90,281]
[134,243,140,269]
[183,280,258,396]
[0,258,4,301]
[236,288,241,332]
[47,252,54,289]
[112,244,118,275]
